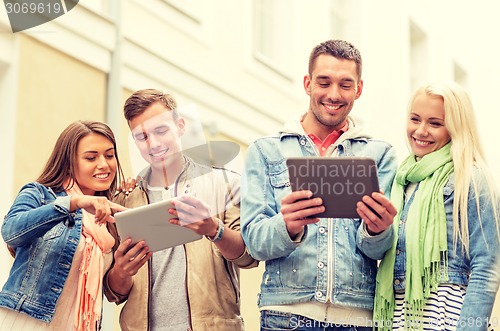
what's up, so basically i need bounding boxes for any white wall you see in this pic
[1,0,500,329]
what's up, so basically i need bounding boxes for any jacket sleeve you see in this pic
[103,187,149,304]
[356,144,398,260]
[457,171,500,331]
[2,183,74,248]
[240,142,302,262]
[220,169,258,269]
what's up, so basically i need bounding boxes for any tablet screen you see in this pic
[286,157,379,218]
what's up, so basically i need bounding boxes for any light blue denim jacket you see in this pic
[393,170,500,330]
[0,182,81,322]
[241,117,398,310]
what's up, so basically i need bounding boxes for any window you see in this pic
[253,0,294,78]
[330,0,348,39]
[453,61,468,88]
[409,20,428,92]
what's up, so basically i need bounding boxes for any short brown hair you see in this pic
[308,40,362,81]
[123,89,179,122]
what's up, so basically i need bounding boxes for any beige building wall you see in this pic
[0,1,499,330]
[13,35,107,192]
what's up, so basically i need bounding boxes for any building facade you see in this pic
[1,0,499,329]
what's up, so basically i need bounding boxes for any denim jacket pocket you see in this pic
[43,222,66,240]
[269,162,291,189]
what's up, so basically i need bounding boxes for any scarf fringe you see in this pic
[374,295,395,331]
[405,254,448,330]
[74,235,104,331]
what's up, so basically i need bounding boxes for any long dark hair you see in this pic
[36,121,124,199]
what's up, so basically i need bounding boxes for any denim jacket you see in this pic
[0,182,82,322]
[393,170,500,331]
[241,117,398,310]
[0,182,118,322]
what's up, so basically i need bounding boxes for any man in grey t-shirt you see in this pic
[104,89,257,331]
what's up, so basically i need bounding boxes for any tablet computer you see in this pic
[114,199,202,252]
[286,157,379,218]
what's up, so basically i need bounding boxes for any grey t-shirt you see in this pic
[148,186,190,331]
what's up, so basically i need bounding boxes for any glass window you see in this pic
[253,0,294,76]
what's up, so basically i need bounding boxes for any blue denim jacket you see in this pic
[393,171,500,330]
[0,182,81,322]
[241,118,398,310]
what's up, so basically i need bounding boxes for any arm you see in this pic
[376,145,398,199]
[356,145,398,259]
[2,184,74,247]
[170,187,256,267]
[3,183,125,247]
[240,142,323,261]
[212,170,257,268]
[104,187,152,303]
[356,192,397,260]
[105,238,152,303]
[457,172,500,331]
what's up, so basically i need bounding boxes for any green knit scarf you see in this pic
[374,143,454,330]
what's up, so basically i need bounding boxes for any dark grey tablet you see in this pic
[286,157,379,218]
[114,199,202,252]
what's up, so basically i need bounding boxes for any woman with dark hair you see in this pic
[0,121,126,330]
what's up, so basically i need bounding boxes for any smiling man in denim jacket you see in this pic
[241,40,398,330]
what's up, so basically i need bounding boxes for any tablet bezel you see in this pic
[114,199,202,252]
[286,157,380,218]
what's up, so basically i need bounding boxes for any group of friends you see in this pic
[0,39,499,331]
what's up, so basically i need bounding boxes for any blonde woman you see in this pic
[358,81,500,330]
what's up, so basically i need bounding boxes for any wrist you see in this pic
[69,195,78,212]
[205,219,224,242]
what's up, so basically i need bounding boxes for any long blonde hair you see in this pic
[408,81,500,253]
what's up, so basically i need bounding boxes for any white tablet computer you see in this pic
[286,157,380,218]
[114,199,202,252]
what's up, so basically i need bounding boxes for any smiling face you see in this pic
[74,132,117,195]
[407,93,451,158]
[128,102,185,175]
[303,54,363,136]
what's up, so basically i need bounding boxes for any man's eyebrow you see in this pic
[133,124,169,134]
[315,75,355,83]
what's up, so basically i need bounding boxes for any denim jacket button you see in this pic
[318,227,326,234]
[300,138,306,146]
[315,291,323,298]
[394,279,401,285]
[317,262,324,269]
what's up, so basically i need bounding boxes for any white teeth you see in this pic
[151,149,168,157]
[324,104,341,111]
[95,174,109,179]
[414,139,431,146]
